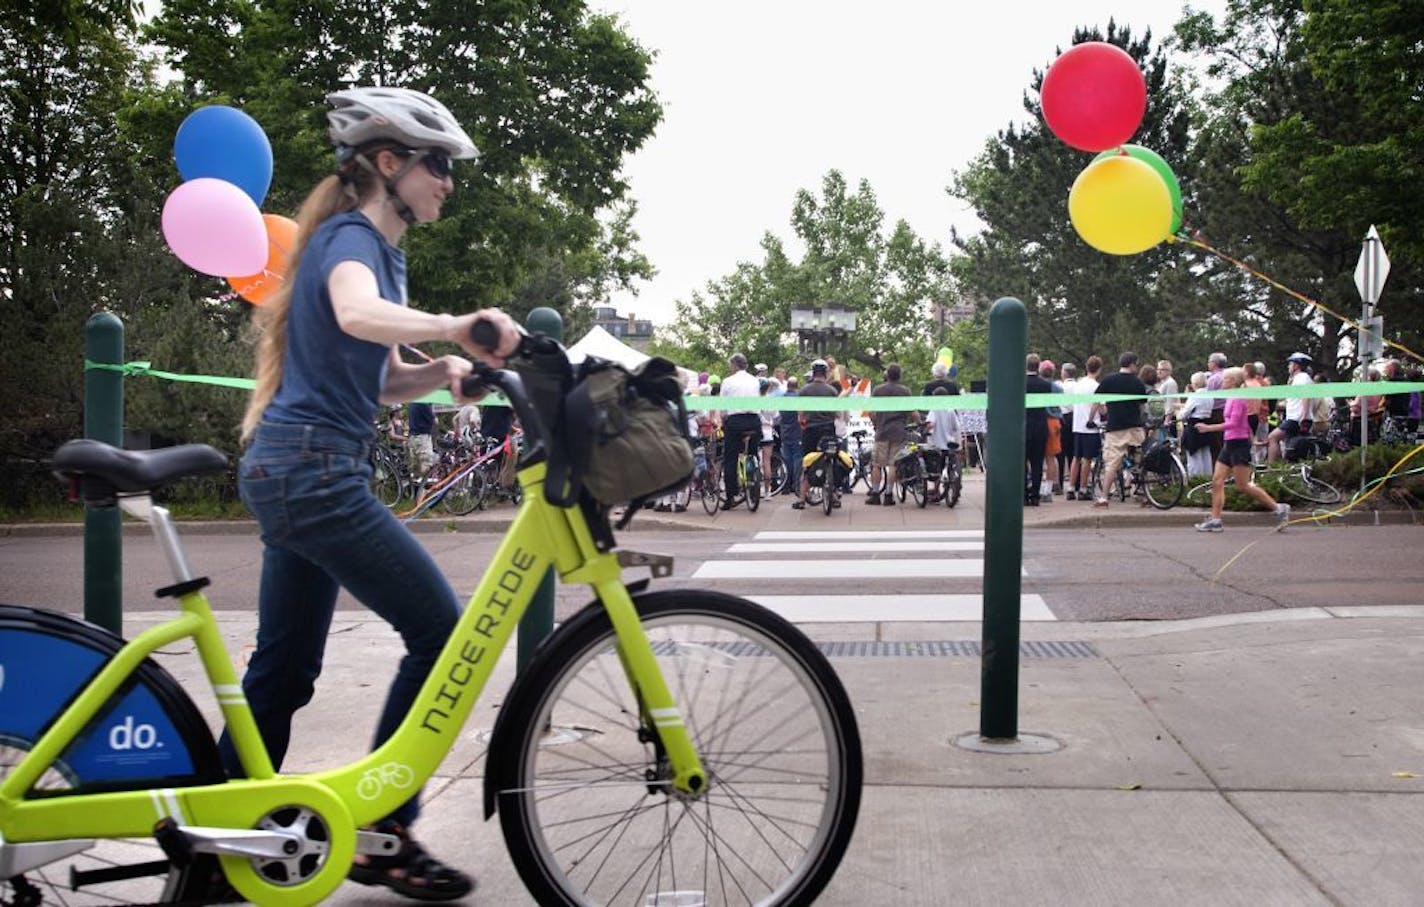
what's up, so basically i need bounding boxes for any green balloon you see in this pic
[1094,144,1182,233]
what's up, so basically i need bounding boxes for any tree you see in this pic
[1174,0,1422,375]
[663,170,951,378]
[948,22,1210,370]
[144,0,663,322]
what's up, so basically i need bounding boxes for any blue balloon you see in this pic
[174,106,273,206]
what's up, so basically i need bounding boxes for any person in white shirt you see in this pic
[1067,355,1102,500]
[1179,371,1216,478]
[1267,352,1315,462]
[718,353,763,508]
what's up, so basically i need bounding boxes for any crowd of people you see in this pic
[685,353,966,511]
[1024,350,1422,531]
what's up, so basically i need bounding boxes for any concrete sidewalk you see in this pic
[130,603,1424,907]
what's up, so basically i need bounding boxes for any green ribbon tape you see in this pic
[85,361,1422,413]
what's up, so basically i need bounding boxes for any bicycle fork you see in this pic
[583,569,708,797]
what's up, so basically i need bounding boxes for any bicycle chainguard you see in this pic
[617,549,674,579]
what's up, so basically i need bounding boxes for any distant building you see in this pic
[593,306,655,349]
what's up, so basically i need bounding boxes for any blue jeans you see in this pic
[781,436,803,491]
[218,423,461,827]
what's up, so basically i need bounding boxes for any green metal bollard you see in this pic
[84,312,125,635]
[980,297,1026,740]
[518,306,563,673]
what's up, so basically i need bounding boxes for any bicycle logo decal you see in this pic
[356,762,415,800]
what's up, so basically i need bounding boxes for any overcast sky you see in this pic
[592,0,1223,326]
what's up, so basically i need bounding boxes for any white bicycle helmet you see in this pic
[327,86,479,161]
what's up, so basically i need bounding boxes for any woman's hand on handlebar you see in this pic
[445,309,522,366]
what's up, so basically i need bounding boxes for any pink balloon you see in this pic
[1041,42,1147,152]
[161,178,267,277]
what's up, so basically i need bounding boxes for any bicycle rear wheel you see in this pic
[1142,456,1186,509]
[903,458,927,507]
[0,606,225,905]
[945,460,963,508]
[488,591,862,907]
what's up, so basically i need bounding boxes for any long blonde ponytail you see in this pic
[240,170,372,441]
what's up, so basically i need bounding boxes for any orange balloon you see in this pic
[227,214,298,304]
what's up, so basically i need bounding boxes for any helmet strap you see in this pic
[353,150,424,226]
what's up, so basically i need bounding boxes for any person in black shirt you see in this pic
[922,360,960,397]
[1090,352,1148,507]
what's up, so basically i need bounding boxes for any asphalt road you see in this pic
[3,524,1420,623]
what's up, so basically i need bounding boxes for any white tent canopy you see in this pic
[566,324,650,369]
[565,325,699,390]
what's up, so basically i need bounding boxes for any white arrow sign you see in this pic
[1354,224,1390,306]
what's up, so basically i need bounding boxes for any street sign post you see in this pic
[1353,226,1391,491]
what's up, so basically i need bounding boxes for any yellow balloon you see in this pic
[1068,156,1173,255]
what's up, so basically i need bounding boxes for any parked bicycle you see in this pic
[3,330,863,906]
[1090,434,1188,509]
[890,428,932,508]
[1185,453,1342,506]
[802,434,852,515]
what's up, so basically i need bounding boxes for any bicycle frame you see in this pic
[1,460,706,892]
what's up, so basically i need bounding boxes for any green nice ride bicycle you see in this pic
[0,330,862,907]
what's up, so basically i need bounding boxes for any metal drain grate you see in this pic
[646,640,1099,659]
[816,640,1098,659]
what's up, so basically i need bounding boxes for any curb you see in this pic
[0,514,728,539]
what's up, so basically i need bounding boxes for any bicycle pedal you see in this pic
[617,549,675,578]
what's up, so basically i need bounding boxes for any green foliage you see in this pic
[1174,0,1423,375]
[1,0,662,513]
[661,170,951,381]
[1308,442,1424,504]
[949,22,1206,371]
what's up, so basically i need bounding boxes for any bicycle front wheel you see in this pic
[440,464,484,515]
[1278,469,1343,504]
[1143,456,1186,510]
[490,591,863,907]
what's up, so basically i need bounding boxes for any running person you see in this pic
[233,86,520,900]
[1193,367,1290,532]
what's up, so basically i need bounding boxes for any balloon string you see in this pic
[1179,232,1424,366]
[1210,442,1424,582]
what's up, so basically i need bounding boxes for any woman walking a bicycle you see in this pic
[235,86,519,900]
[1192,367,1291,533]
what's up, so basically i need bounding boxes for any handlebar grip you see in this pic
[470,318,503,351]
[459,375,487,398]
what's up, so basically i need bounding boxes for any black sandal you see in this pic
[349,821,475,902]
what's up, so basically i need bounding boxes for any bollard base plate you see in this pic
[952,731,1063,754]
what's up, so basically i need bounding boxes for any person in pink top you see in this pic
[1192,367,1290,532]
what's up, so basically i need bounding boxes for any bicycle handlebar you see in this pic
[459,321,566,462]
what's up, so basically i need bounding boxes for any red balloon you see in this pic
[1041,42,1147,152]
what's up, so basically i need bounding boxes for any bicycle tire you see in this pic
[1088,455,1104,501]
[945,462,963,508]
[905,457,928,508]
[0,605,226,905]
[771,450,789,495]
[1185,478,1214,507]
[370,446,405,508]
[699,470,720,515]
[822,475,835,515]
[487,590,862,907]
[1278,469,1342,505]
[440,463,483,516]
[745,456,761,513]
[1142,456,1186,510]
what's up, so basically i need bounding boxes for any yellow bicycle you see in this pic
[0,332,862,906]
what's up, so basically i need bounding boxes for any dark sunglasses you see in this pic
[420,150,453,180]
[398,149,454,180]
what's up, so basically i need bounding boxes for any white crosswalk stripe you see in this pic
[696,529,1055,622]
